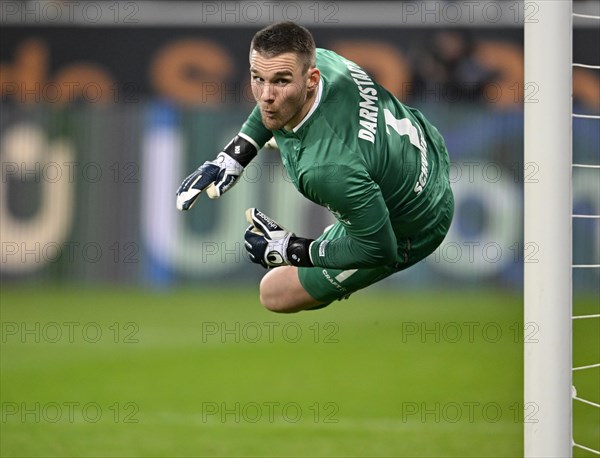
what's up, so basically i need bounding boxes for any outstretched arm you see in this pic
[176,105,272,210]
[175,134,258,210]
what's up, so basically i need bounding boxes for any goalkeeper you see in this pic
[176,22,454,313]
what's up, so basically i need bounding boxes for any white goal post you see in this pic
[524,0,573,456]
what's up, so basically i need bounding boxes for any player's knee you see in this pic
[259,267,322,313]
[259,277,298,313]
[258,285,278,311]
[259,291,298,313]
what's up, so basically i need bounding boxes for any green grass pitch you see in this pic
[1,287,598,457]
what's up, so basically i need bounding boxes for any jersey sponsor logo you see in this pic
[342,59,379,144]
[322,269,347,292]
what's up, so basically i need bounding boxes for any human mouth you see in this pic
[262,108,276,118]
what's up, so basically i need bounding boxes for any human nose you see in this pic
[259,82,276,103]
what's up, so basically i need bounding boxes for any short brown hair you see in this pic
[250,22,316,73]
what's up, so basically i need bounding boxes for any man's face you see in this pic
[250,50,314,131]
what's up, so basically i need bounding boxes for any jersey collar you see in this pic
[292,78,324,133]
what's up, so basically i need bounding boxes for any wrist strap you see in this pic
[222,135,258,167]
[287,237,314,267]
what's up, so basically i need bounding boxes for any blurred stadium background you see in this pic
[1,1,598,456]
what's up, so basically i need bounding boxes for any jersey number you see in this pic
[383,109,429,194]
[383,109,426,153]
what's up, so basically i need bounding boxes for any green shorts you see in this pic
[298,189,454,307]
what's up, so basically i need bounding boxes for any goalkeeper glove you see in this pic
[176,135,257,211]
[244,208,314,268]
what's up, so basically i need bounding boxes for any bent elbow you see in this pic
[374,244,397,265]
[358,242,396,267]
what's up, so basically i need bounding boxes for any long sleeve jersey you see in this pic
[240,48,451,269]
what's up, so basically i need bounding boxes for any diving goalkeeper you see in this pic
[176,22,454,313]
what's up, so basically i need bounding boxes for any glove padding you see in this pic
[244,208,315,268]
[244,208,293,268]
[176,152,243,211]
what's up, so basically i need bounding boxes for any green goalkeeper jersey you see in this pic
[240,48,452,269]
